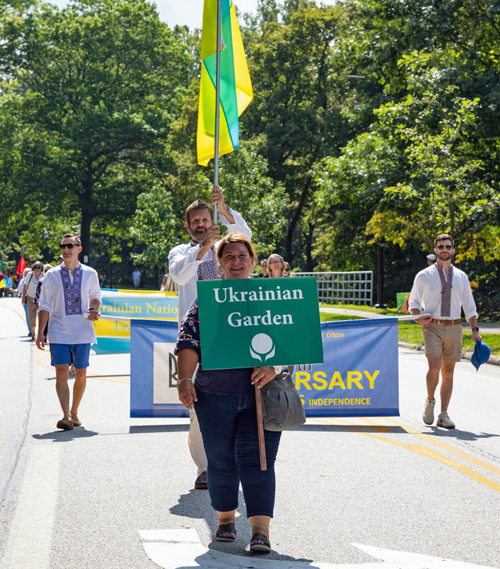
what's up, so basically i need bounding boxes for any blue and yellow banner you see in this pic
[94,290,178,354]
[129,317,399,418]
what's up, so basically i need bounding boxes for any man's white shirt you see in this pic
[169,208,252,324]
[408,264,478,321]
[39,264,102,344]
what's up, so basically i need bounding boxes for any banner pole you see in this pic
[213,0,222,224]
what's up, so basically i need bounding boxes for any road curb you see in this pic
[398,341,500,367]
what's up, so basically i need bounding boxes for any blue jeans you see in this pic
[194,388,282,518]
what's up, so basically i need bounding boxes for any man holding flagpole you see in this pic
[171,0,254,490]
[168,187,252,489]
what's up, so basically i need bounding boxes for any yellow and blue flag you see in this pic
[197,0,253,167]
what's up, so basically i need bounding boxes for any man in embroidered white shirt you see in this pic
[169,187,252,489]
[409,234,482,429]
[36,234,102,431]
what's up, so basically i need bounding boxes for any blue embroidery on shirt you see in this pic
[61,265,83,316]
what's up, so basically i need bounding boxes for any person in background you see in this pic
[427,253,437,266]
[17,268,31,334]
[37,233,102,430]
[409,234,482,429]
[255,259,269,278]
[33,265,54,344]
[283,262,291,277]
[132,267,141,290]
[16,268,30,297]
[267,254,288,278]
[23,262,43,339]
[168,187,252,490]
[57,255,64,265]
[176,233,282,553]
[160,266,177,292]
[0,271,10,297]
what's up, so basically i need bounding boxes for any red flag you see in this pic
[16,256,26,277]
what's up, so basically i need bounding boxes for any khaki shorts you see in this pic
[422,322,463,362]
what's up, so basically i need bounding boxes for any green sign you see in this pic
[198,277,324,370]
[0,260,3,269]
[396,292,410,312]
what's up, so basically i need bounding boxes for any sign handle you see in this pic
[255,385,267,471]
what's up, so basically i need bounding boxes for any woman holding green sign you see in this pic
[175,233,282,554]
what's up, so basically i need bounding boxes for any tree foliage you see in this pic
[0,0,191,260]
[1,0,499,314]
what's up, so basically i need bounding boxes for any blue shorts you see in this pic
[50,343,91,369]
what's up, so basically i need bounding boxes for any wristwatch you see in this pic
[472,327,480,332]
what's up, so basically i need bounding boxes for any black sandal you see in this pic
[250,533,271,553]
[216,523,236,542]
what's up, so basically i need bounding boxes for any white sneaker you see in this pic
[437,411,455,429]
[423,399,436,425]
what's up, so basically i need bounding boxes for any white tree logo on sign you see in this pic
[250,333,275,362]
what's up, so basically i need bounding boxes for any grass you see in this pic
[319,312,500,356]
[319,303,398,316]
[320,302,500,325]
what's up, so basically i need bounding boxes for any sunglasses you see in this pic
[60,243,76,249]
[436,245,453,250]
[33,266,42,269]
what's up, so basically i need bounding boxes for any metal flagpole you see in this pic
[213,0,222,224]
[211,1,266,470]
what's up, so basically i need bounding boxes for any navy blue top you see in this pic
[174,303,254,397]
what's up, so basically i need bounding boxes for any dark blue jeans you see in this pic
[194,387,282,518]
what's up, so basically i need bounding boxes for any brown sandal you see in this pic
[56,417,73,430]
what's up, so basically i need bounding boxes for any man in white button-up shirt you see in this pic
[37,234,102,431]
[409,234,482,429]
[168,187,252,489]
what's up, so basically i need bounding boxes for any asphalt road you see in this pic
[1,298,500,569]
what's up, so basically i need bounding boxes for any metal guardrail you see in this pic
[290,271,373,306]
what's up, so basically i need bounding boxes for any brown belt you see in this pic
[431,318,462,326]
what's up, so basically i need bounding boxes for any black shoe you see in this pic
[216,523,236,542]
[194,471,208,489]
[250,533,271,553]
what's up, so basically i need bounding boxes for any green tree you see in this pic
[243,1,354,268]
[131,184,176,287]
[0,0,191,261]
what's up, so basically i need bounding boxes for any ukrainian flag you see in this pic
[197,0,253,167]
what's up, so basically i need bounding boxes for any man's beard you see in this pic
[188,227,207,242]
[437,251,452,262]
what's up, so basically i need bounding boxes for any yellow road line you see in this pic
[311,417,500,494]
[34,344,129,384]
[87,376,130,385]
[381,417,500,478]
[34,344,52,370]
